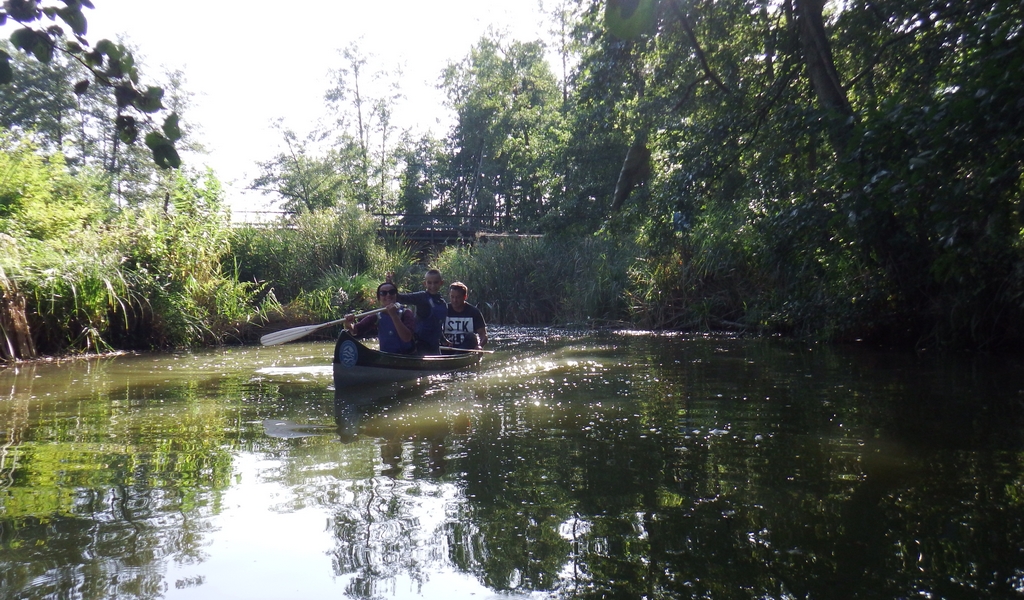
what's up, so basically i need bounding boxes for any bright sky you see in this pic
[84,0,554,212]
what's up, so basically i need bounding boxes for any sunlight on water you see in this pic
[2,328,1024,599]
[253,365,334,379]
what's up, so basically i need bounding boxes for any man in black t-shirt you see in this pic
[445,281,488,350]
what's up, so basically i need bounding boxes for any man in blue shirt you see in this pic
[395,269,448,354]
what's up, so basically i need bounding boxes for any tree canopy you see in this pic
[438,36,565,230]
[559,0,1024,347]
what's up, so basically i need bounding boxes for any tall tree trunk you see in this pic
[610,132,651,213]
[792,0,854,152]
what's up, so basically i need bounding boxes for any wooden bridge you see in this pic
[373,213,498,246]
[231,211,539,247]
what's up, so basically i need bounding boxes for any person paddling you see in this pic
[445,281,488,350]
[393,269,448,355]
[343,282,416,354]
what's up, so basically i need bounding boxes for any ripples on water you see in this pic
[1,326,1024,599]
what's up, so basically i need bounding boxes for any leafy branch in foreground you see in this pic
[0,0,181,168]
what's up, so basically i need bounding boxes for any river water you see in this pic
[2,327,1023,599]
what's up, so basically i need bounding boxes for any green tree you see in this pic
[551,0,1020,346]
[833,0,1024,346]
[396,133,443,220]
[0,40,198,207]
[0,39,80,152]
[324,43,406,212]
[544,1,642,235]
[250,123,363,215]
[439,34,565,231]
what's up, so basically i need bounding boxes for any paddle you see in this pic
[259,306,389,346]
[444,346,494,354]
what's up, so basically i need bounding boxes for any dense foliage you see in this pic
[240,0,1024,349]
[565,0,1024,348]
[0,134,263,358]
[622,0,1024,348]
[3,0,1024,355]
[436,236,634,325]
[437,37,565,230]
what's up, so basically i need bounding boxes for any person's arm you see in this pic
[345,312,377,337]
[473,307,487,347]
[387,304,415,343]
[400,307,418,335]
[395,290,429,317]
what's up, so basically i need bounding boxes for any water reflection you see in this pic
[325,384,475,598]
[2,330,1024,598]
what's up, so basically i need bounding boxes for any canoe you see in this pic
[332,331,481,388]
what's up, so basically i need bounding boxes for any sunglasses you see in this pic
[378,289,398,296]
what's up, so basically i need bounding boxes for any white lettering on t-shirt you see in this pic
[446,316,474,335]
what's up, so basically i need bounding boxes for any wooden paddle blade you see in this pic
[258,306,389,346]
[259,323,330,346]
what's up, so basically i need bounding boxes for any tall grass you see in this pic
[4,228,146,355]
[101,170,266,347]
[625,210,757,330]
[0,135,136,355]
[20,242,133,353]
[230,202,383,304]
[286,270,378,325]
[435,236,634,325]
[431,227,763,331]
[230,208,419,324]
[2,161,267,356]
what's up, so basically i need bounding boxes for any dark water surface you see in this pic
[2,328,1024,599]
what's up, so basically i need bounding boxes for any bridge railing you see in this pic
[372,213,497,231]
[231,210,292,224]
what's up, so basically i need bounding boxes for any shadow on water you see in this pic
[332,378,476,482]
[332,384,413,441]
